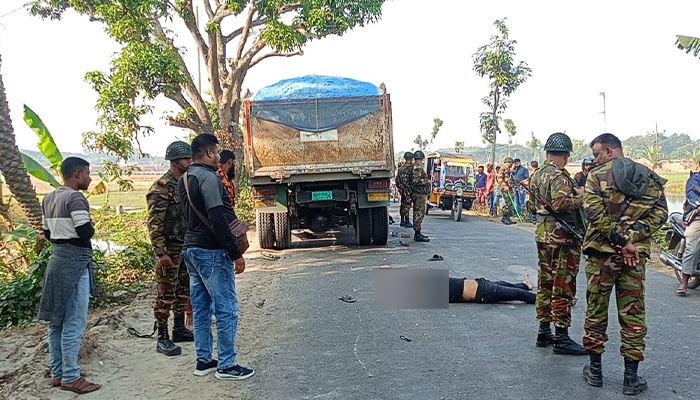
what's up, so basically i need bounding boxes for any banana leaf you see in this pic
[20,152,61,188]
[2,224,37,243]
[23,105,63,173]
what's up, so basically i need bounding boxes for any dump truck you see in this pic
[243,75,395,249]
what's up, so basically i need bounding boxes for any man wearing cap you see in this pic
[147,141,195,356]
[574,155,595,188]
[396,152,415,227]
[527,132,587,356]
[410,151,431,242]
[497,157,516,224]
[218,150,237,209]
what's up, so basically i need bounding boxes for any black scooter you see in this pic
[659,185,700,289]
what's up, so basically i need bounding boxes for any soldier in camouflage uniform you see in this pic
[410,150,430,242]
[147,141,195,356]
[497,157,516,225]
[527,132,587,357]
[396,152,414,227]
[581,133,667,395]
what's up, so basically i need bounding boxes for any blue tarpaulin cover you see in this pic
[252,75,381,132]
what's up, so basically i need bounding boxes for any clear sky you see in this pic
[2,0,700,158]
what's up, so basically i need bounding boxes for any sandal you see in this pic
[60,376,101,394]
[429,254,444,261]
[677,288,687,297]
[51,370,87,387]
[338,296,356,303]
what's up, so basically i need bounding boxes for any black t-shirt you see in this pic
[179,163,241,260]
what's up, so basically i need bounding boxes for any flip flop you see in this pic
[677,288,687,297]
[339,296,356,303]
[429,254,444,261]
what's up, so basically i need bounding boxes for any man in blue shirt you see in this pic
[474,165,487,208]
[677,170,700,295]
[511,158,529,216]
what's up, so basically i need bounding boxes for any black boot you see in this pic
[552,327,587,355]
[399,215,406,227]
[536,321,553,348]
[622,358,647,395]
[414,231,430,242]
[501,216,515,225]
[172,314,195,343]
[156,323,182,356]
[404,219,413,228]
[583,352,603,387]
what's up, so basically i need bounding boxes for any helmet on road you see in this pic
[504,157,514,163]
[165,141,192,161]
[413,150,425,160]
[582,155,595,165]
[544,132,573,153]
[403,151,414,160]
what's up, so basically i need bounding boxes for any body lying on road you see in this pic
[448,275,536,304]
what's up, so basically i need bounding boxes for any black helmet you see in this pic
[403,151,414,160]
[413,150,425,160]
[544,132,573,153]
[165,141,192,161]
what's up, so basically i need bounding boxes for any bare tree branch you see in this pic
[203,0,215,20]
[181,0,210,61]
[167,116,207,132]
[236,4,256,60]
[224,17,267,43]
[164,92,206,126]
[250,50,304,68]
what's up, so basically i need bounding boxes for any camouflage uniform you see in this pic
[410,163,431,232]
[497,167,515,218]
[147,171,190,327]
[527,159,583,328]
[582,159,668,361]
[396,163,413,218]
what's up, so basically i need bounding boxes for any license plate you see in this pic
[367,192,389,201]
[312,191,333,201]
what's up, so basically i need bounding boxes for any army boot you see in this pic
[404,219,413,228]
[583,352,603,387]
[501,216,515,225]
[157,323,182,356]
[536,321,553,348]
[622,358,647,395]
[552,327,587,355]
[172,314,195,342]
[399,216,406,227]
[414,231,430,242]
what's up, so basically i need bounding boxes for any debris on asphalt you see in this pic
[400,232,411,238]
[254,300,266,308]
[399,335,412,342]
[399,241,410,246]
[262,253,280,261]
[390,231,398,237]
[339,296,357,303]
[429,254,444,261]
[379,265,391,269]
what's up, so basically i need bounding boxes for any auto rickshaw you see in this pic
[424,152,477,221]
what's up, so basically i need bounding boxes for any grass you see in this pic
[659,172,690,196]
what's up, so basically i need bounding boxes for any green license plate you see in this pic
[312,191,333,201]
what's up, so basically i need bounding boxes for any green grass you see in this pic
[659,173,689,196]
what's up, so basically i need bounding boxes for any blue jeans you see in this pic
[48,268,90,383]
[183,248,239,369]
[514,188,526,215]
[487,192,495,216]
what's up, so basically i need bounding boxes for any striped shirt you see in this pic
[42,186,94,248]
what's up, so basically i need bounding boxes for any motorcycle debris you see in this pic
[390,231,399,237]
[399,241,410,247]
[399,335,412,342]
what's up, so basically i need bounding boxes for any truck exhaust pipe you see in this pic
[660,251,683,271]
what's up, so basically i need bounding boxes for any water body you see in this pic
[667,195,684,215]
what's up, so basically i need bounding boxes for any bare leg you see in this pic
[523,274,533,290]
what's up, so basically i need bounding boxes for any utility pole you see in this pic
[648,121,665,149]
[599,92,606,132]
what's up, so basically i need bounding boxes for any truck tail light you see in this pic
[367,180,389,189]
[254,186,276,197]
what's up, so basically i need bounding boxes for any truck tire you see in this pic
[274,212,292,250]
[371,206,389,245]
[257,211,275,249]
[463,199,474,211]
[355,208,372,246]
[451,198,463,222]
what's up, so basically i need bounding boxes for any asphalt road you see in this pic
[240,205,700,400]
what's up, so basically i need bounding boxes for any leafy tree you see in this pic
[688,148,700,170]
[428,118,443,150]
[504,118,516,156]
[0,56,45,251]
[526,132,541,162]
[454,141,465,153]
[473,18,531,163]
[641,144,662,171]
[676,35,700,58]
[414,135,428,151]
[28,0,387,165]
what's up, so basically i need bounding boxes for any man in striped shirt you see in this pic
[38,157,101,394]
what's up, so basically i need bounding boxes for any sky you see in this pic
[1,0,700,159]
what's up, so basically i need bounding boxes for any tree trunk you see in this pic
[0,55,46,251]
[490,87,500,164]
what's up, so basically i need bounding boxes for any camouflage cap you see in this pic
[544,132,573,153]
[413,150,425,159]
[504,157,514,163]
[165,141,192,160]
[403,151,414,160]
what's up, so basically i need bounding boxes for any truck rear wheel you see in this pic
[371,206,389,245]
[257,211,275,249]
[355,208,372,246]
[274,212,292,250]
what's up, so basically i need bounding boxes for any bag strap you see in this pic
[183,172,213,230]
